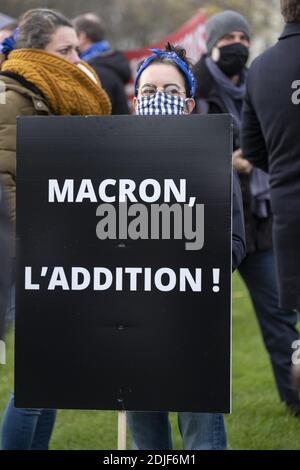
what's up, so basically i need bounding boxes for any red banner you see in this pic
[124,9,207,103]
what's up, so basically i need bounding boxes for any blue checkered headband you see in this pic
[134,48,196,98]
[136,92,186,115]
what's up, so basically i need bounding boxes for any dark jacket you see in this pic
[88,50,131,115]
[242,23,300,310]
[194,55,273,254]
[0,72,51,232]
[0,184,11,340]
[232,170,247,271]
[193,57,246,270]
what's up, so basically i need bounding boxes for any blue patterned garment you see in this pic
[0,28,19,57]
[136,92,187,115]
[80,41,111,62]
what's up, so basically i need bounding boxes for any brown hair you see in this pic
[16,8,73,50]
[281,0,300,22]
[73,13,106,42]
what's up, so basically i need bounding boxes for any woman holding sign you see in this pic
[127,44,245,450]
[0,8,111,450]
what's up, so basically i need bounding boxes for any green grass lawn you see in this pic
[1,273,300,450]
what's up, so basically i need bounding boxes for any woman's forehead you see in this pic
[49,26,79,48]
[139,63,185,87]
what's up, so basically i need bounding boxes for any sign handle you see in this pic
[118,411,127,450]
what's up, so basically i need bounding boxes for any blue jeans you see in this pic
[5,284,15,327]
[238,249,299,404]
[1,394,57,450]
[127,412,226,450]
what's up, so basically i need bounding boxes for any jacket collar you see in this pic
[0,72,51,113]
[0,71,46,99]
[279,22,300,40]
[195,55,218,99]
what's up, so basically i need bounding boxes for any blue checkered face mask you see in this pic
[136,92,189,116]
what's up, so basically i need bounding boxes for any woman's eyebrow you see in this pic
[141,83,181,88]
[57,43,77,49]
[164,83,181,88]
[141,83,157,88]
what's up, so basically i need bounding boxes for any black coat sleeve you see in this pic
[242,78,269,172]
[0,184,11,340]
[232,170,246,271]
[93,65,129,115]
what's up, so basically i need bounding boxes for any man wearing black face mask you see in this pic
[193,10,300,417]
[194,10,251,127]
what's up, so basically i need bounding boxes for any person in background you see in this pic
[242,0,300,411]
[73,13,131,115]
[242,0,300,317]
[127,43,246,451]
[193,10,300,416]
[0,22,18,44]
[0,8,111,450]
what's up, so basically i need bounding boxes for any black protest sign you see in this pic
[16,115,232,413]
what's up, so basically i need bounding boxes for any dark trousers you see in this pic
[238,249,299,404]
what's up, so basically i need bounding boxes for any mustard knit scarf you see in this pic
[2,49,112,116]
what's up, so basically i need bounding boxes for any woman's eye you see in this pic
[164,85,180,95]
[143,88,156,95]
[58,49,69,55]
